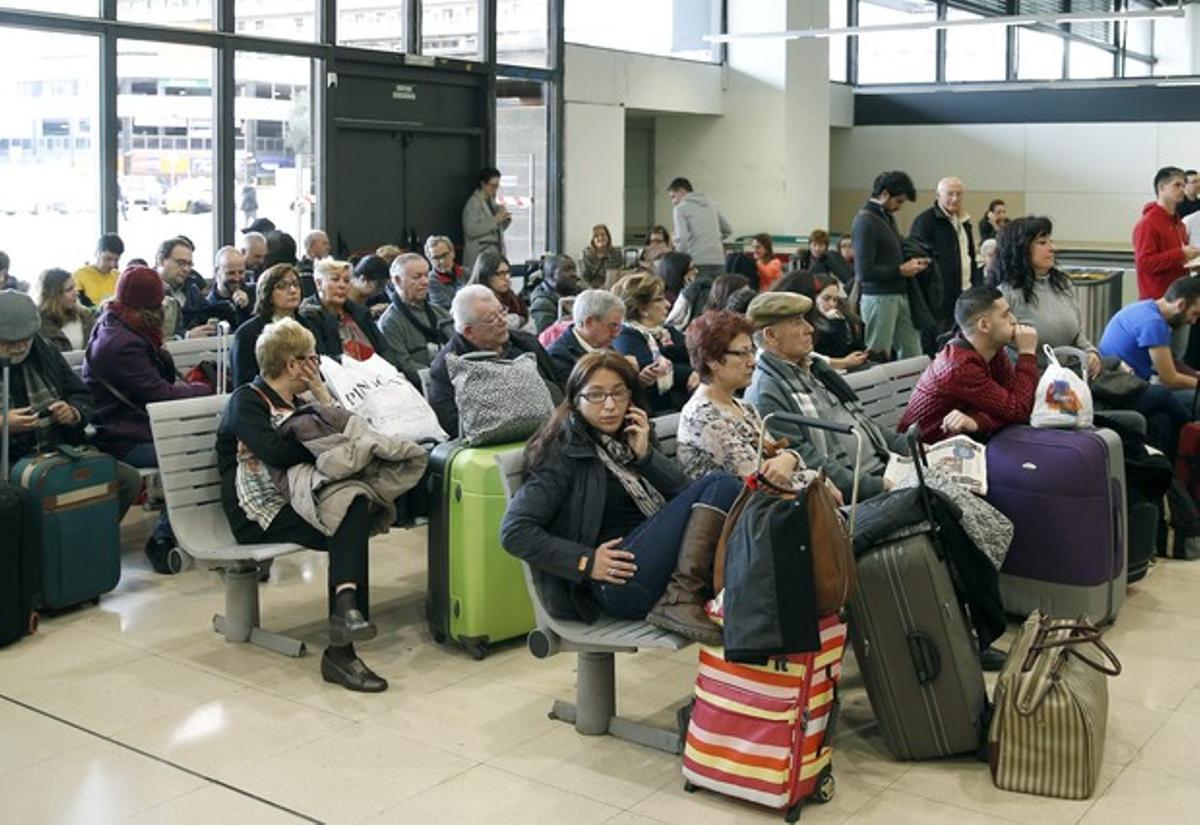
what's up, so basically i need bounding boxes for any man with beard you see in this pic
[1100,275,1200,411]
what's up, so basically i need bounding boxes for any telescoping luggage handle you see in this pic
[1,357,10,479]
[758,412,864,535]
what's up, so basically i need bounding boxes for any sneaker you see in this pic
[144,535,176,575]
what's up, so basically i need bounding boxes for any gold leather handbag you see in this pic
[988,611,1122,799]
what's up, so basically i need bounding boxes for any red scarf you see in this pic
[109,301,164,350]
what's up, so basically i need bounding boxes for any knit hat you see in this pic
[746,291,813,328]
[115,265,165,310]
[0,289,40,342]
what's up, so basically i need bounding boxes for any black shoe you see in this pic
[321,648,388,693]
[144,536,176,575]
[329,608,377,646]
[979,645,1007,672]
[257,559,273,583]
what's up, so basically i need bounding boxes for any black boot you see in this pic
[329,588,377,646]
[321,644,388,693]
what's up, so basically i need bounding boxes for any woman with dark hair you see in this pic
[500,352,741,644]
[301,259,396,365]
[641,224,672,266]
[677,310,816,490]
[705,273,750,313]
[462,166,511,269]
[36,267,96,351]
[658,250,694,306]
[812,275,866,362]
[348,254,391,318]
[470,250,532,332]
[750,232,782,291]
[231,263,334,387]
[580,223,622,289]
[979,198,1008,242]
[610,272,696,414]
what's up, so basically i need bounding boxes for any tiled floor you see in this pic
[3,510,1200,824]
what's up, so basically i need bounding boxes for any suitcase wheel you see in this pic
[464,639,489,661]
[814,771,835,804]
[683,781,697,794]
[28,612,39,635]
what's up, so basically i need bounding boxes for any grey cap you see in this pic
[0,289,40,342]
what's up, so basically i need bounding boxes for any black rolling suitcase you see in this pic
[1,360,39,647]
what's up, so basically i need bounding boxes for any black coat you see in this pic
[500,416,691,622]
[298,296,396,369]
[207,282,256,329]
[546,325,588,387]
[230,311,333,387]
[4,334,93,460]
[908,203,981,326]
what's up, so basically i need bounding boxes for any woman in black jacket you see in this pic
[217,317,386,693]
[230,263,333,387]
[500,352,741,645]
[299,259,395,365]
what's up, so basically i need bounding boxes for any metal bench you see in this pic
[495,446,691,754]
[147,395,308,658]
[843,355,930,431]
[652,412,680,458]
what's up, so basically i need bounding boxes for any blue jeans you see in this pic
[861,293,922,359]
[591,472,743,620]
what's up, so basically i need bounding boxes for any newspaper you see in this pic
[883,434,988,495]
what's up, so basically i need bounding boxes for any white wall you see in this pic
[563,101,626,260]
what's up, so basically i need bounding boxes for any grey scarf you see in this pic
[594,433,667,518]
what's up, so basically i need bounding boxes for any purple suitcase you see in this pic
[984,425,1125,624]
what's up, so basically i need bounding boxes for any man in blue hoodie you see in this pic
[668,177,731,280]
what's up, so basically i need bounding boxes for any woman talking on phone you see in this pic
[500,352,742,646]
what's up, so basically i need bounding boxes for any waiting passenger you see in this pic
[376,252,453,389]
[428,285,560,439]
[528,254,580,333]
[580,223,622,289]
[73,233,124,307]
[812,276,867,363]
[668,177,731,280]
[705,274,750,313]
[750,233,783,291]
[0,251,28,293]
[375,244,402,266]
[794,229,852,284]
[978,198,1008,242]
[83,266,213,572]
[424,234,464,310]
[547,289,626,386]
[641,224,672,268]
[157,237,233,339]
[898,286,1039,443]
[468,250,532,332]
[301,259,395,364]
[208,246,255,329]
[347,254,390,317]
[743,292,903,501]
[677,310,815,490]
[462,166,511,270]
[297,230,330,283]
[664,252,715,332]
[231,264,332,387]
[36,268,96,352]
[240,231,269,283]
[500,352,742,645]
[216,318,387,693]
[611,272,696,415]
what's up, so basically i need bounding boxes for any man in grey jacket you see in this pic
[668,177,731,278]
[377,252,453,390]
[742,292,906,501]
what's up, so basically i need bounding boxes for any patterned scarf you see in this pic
[21,355,58,452]
[593,432,666,518]
[626,321,675,393]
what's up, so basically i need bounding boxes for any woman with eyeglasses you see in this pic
[230,263,335,387]
[610,272,697,415]
[469,249,532,332]
[501,351,742,645]
[217,318,387,693]
[676,310,814,490]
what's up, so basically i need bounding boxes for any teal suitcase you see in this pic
[13,446,122,610]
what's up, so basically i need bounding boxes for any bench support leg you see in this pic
[546,652,683,755]
[211,566,306,658]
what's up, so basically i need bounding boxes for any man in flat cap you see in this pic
[0,290,142,518]
[742,290,907,501]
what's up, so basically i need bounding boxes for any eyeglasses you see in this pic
[579,388,631,405]
[724,347,756,360]
[432,251,453,261]
[171,257,193,268]
[274,279,301,291]
[473,312,507,326]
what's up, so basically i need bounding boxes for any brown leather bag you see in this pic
[806,470,857,614]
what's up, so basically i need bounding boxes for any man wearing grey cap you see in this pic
[0,290,142,519]
[742,291,907,501]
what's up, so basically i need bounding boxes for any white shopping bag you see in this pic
[1031,344,1093,429]
[320,354,448,443]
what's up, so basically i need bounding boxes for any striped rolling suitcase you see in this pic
[682,614,848,823]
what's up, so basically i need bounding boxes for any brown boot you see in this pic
[645,505,726,647]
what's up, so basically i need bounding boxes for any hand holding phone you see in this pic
[623,405,650,460]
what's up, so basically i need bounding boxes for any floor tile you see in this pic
[123,785,311,824]
[843,789,1020,824]
[1104,649,1200,710]
[1128,706,1200,782]
[0,626,146,694]
[377,764,620,825]
[0,741,204,824]
[0,700,93,777]
[1080,766,1200,824]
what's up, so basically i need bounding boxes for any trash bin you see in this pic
[1063,268,1123,344]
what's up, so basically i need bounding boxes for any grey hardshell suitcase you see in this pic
[849,430,988,760]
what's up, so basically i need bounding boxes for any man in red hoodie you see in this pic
[1135,166,1200,300]
[899,285,1040,443]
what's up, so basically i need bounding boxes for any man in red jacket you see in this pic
[1135,166,1200,357]
[899,286,1040,443]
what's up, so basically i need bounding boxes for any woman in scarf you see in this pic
[469,250,532,333]
[299,258,395,364]
[500,352,741,645]
[230,263,334,387]
[610,272,696,414]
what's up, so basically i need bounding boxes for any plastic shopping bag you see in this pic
[1031,344,1093,429]
[320,354,448,444]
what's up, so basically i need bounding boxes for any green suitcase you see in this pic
[426,441,534,659]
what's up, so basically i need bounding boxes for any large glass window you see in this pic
[1017,27,1064,80]
[829,0,848,83]
[337,0,406,52]
[421,0,483,62]
[117,40,215,269]
[944,8,1007,82]
[496,77,546,262]
[1068,40,1114,80]
[1,0,96,15]
[232,53,316,243]
[118,0,213,30]
[236,0,318,42]
[856,0,936,85]
[0,27,100,276]
[497,0,549,67]
[564,0,722,64]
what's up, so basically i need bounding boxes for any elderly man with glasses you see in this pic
[427,284,561,439]
[545,289,626,386]
[377,252,454,389]
[424,235,464,311]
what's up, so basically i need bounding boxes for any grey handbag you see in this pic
[445,350,555,446]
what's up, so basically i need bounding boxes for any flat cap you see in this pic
[746,291,813,328]
[0,289,41,342]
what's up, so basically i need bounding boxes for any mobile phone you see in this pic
[207,317,221,327]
